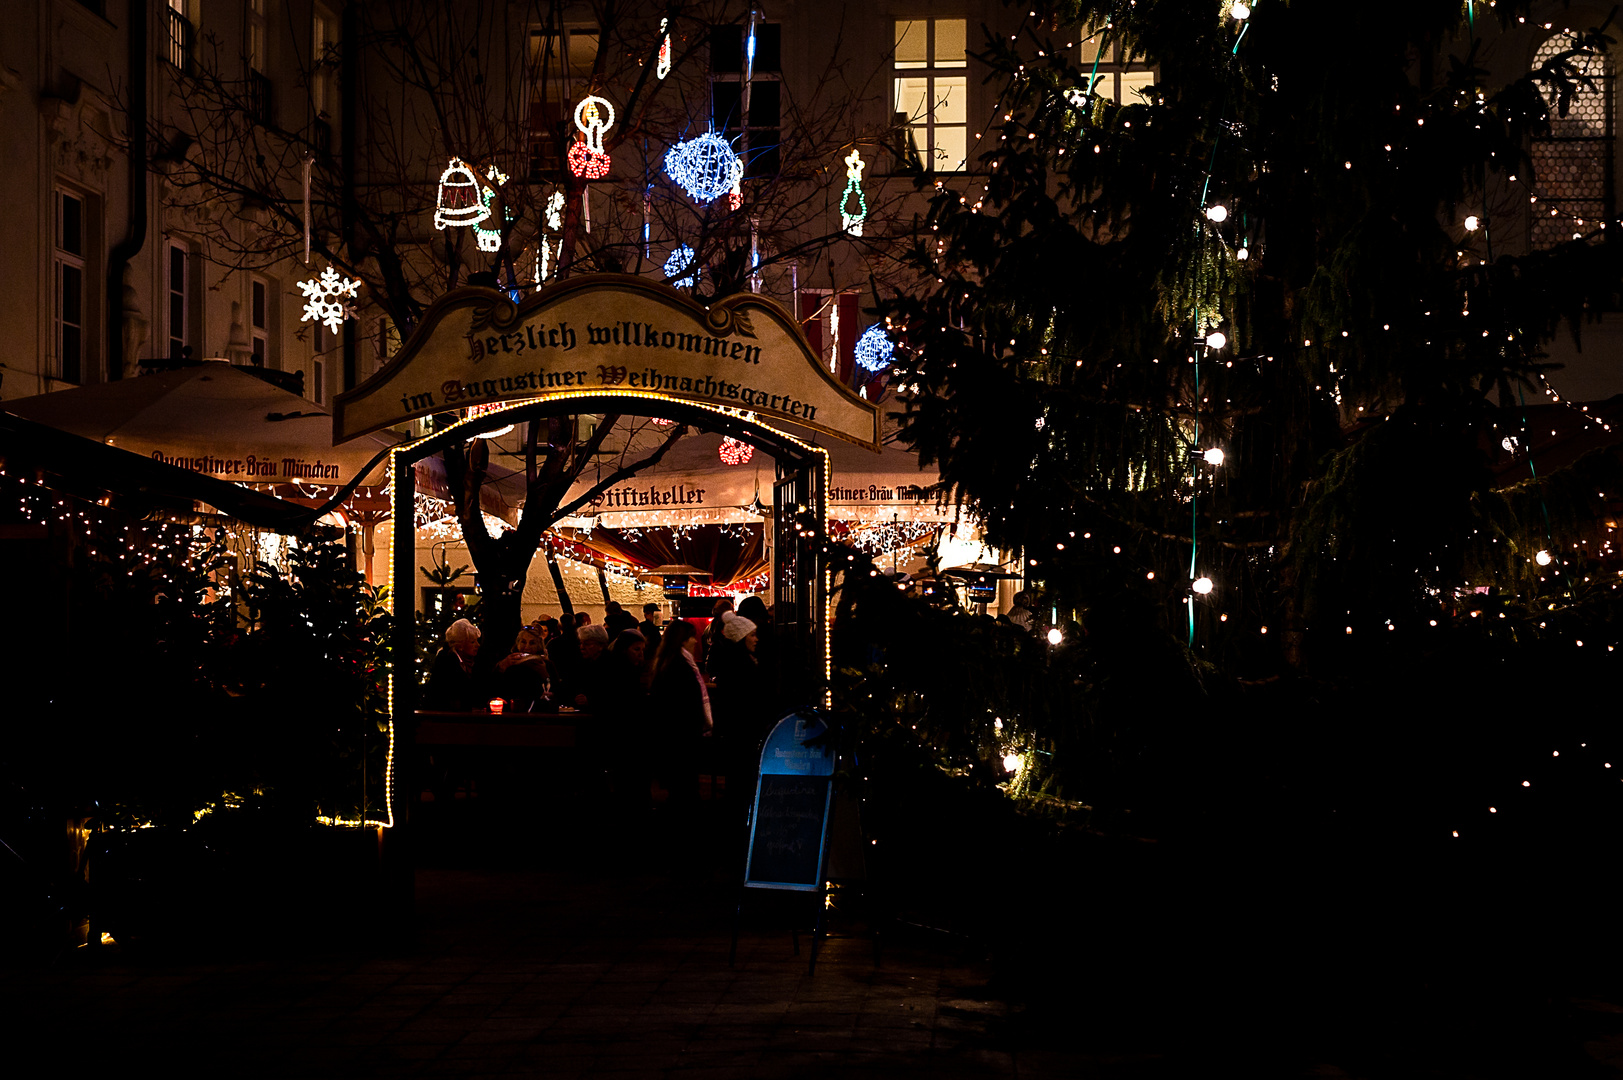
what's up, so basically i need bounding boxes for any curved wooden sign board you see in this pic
[334,275,882,452]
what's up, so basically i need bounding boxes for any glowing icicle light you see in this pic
[568,95,616,179]
[296,266,360,333]
[1203,447,1225,466]
[1206,204,1228,223]
[719,437,754,465]
[435,157,490,229]
[657,18,672,79]
[1192,576,1214,595]
[665,131,744,204]
[854,324,895,372]
[663,244,700,289]
[840,149,868,236]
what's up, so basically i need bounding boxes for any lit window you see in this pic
[711,21,781,179]
[528,27,599,179]
[894,19,967,172]
[1076,23,1156,105]
[1531,36,1614,250]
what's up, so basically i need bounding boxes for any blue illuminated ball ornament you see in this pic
[665,132,745,205]
[854,324,895,372]
[663,245,699,289]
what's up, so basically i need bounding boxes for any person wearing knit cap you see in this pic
[721,612,757,644]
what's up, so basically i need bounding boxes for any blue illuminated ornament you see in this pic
[665,131,744,205]
[663,245,700,289]
[854,323,894,372]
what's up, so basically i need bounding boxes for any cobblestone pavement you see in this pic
[4,862,1076,1079]
[9,846,1623,1078]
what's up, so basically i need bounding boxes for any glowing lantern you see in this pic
[718,437,754,465]
[435,158,490,230]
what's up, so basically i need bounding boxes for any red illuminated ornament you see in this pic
[568,140,611,179]
[718,438,754,465]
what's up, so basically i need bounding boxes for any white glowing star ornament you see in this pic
[297,266,360,334]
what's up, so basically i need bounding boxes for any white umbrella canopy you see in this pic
[4,362,398,487]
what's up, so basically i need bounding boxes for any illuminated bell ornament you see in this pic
[435,157,490,229]
[1205,330,1227,350]
[665,131,744,205]
[569,95,616,179]
[839,149,868,236]
[1205,204,1228,223]
[718,437,754,466]
[664,245,700,289]
[854,323,895,373]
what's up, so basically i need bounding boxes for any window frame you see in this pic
[527,25,601,180]
[53,188,89,384]
[892,18,969,174]
[1529,35,1616,250]
[710,21,782,180]
[166,240,193,362]
[250,275,274,368]
[1075,24,1157,106]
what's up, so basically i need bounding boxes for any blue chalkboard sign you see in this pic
[743,714,835,892]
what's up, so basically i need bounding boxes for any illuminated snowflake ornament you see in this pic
[718,437,754,466]
[297,266,360,334]
[839,149,868,236]
[665,131,744,205]
[854,323,895,373]
[663,245,700,289]
[569,95,615,179]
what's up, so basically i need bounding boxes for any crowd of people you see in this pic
[423,597,791,809]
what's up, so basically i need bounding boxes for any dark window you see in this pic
[54,190,87,383]
[711,23,781,180]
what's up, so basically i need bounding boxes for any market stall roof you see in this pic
[550,421,950,529]
[0,412,326,533]
[3,362,398,488]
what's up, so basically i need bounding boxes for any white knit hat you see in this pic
[722,614,757,642]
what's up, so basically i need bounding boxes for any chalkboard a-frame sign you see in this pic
[743,713,836,892]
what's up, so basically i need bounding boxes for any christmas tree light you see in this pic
[840,149,868,236]
[718,437,754,465]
